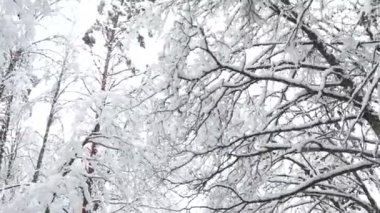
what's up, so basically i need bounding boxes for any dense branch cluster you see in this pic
[151,0,380,212]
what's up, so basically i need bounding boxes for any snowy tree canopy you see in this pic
[1,0,380,212]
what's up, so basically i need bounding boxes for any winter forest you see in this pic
[3,0,380,212]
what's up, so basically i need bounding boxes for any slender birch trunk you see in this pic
[32,54,67,183]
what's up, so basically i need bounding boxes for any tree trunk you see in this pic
[32,55,66,183]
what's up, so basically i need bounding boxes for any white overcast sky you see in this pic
[36,0,160,68]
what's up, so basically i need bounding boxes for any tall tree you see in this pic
[18,0,166,212]
[32,48,74,183]
[0,0,70,210]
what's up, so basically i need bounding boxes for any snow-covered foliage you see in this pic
[2,0,380,212]
[146,0,380,212]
